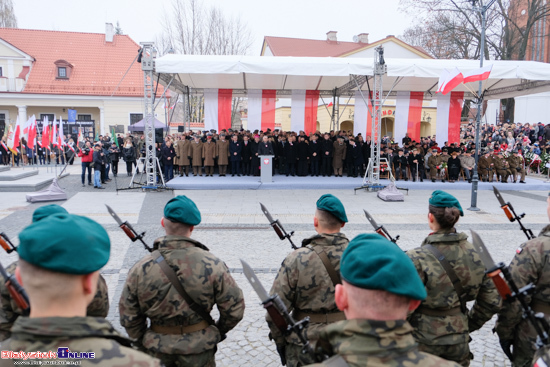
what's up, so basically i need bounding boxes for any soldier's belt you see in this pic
[416,305,462,317]
[532,300,550,315]
[292,310,345,323]
[150,320,210,335]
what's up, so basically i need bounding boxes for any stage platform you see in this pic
[166,174,549,191]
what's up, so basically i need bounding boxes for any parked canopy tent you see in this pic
[128,117,169,132]
[155,54,550,100]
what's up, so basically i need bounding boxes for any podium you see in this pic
[259,155,274,183]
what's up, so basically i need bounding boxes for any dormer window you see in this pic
[54,60,73,80]
[58,67,66,78]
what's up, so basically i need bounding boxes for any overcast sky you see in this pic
[14,0,413,54]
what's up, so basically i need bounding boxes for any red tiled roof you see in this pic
[263,35,433,59]
[0,28,145,97]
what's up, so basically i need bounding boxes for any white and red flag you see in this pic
[247,89,276,132]
[204,89,233,132]
[41,116,50,150]
[6,117,21,155]
[290,90,320,135]
[26,115,37,150]
[441,68,464,95]
[394,91,424,142]
[463,64,493,83]
[436,91,464,146]
[57,117,66,147]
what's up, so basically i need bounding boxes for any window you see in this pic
[110,124,125,134]
[78,114,92,121]
[58,67,67,78]
[40,114,55,122]
[130,113,143,125]
[54,60,73,79]
[0,67,3,77]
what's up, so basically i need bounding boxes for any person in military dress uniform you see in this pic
[216,134,230,176]
[507,150,526,183]
[495,193,550,367]
[0,213,159,367]
[478,150,494,182]
[266,194,349,367]
[306,233,460,367]
[0,205,110,342]
[119,195,245,367]
[407,191,501,366]
[493,151,510,183]
[428,149,443,182]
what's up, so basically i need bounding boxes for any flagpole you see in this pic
[468,0,496,212]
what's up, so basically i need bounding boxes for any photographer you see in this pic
[109,142,120,177]
[77,141,94,187]
[92,143,105,189]
[101,139,111,183]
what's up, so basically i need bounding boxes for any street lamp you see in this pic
[468,0,496,212]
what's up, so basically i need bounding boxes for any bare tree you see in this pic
[0,0,17,28]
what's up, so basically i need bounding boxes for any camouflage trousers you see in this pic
[285,343,317,367]
[510,323,539,367]
[150,348,216,367]
[418,342,472,367]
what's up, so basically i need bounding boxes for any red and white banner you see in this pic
[291,90,319,134]
[436,91,464,146]
[7,117,21,154]
[394,91,423,143]
[57,117,66,147]
[26,115,37,150]
[247,89,276,132]
[353,91,372,138]
[41,117,50,150]
[463,64,492,83]
[204,89,233,132]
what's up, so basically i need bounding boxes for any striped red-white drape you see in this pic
[204,89,233,132]
[353,91,372,138]
[291,90,320,134]
[394,91,423,143]
[247,89,276,132]
[436,91,464,146]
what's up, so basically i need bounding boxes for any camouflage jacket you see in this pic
[306,319,461,367]
[407,230,501,346]
[495,225,550,341]
[266,232,349,346]
[0,316,159,367]
[119,235,245,355]
[0,261,109,341]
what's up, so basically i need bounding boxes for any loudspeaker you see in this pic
[177,126,184,132]
[155,128,164,144]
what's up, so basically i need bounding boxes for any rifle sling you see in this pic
[423,244,467,314]
[151,250,215,326]
[312,246,341,287]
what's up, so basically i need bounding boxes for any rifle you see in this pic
[0,233,17,254]
[471,230,549,360]
[492,186,535,240]
[260,203,297,250]
[0,262,30,316]
[363,210,399,243]
[105,205,153,252]
[241,259,330,364]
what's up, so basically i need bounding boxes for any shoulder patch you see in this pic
[516,247,523,254]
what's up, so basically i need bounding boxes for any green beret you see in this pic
[18,214,110,274]
[32,204,68,223]
[429,190,464,216]
[341,234,426,301]
[316,194,348,223]
[164,195,201,226]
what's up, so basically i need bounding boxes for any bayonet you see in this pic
[106,205,153,252]
[492,186,535,240]
[363,210,399,243]
[260,203,297,250]
[0,232,17,254]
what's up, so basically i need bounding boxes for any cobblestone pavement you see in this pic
[1,164,548,366]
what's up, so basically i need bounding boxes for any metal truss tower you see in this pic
[140,42,157,188]
[366,46,386,185]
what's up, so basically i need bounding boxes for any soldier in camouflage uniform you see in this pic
[306,233,460,367]
[267,194,349,367]
[119,195,245,367]
[507,150,526,183]
[0,213,159,367]
[407,191,501,366]
[0,205,110,341]
[495,193,550,367]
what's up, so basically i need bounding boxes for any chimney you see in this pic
[326,31,337,42]
[105,23,114,43]
[357,33,369,44]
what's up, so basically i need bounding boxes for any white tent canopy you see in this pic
[155,54,550,100]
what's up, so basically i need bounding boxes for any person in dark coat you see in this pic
[447,150,462,182]
[161,140,176,181]
[229,135,243,176]
[241,135,252,176]
[308,134,321,176]
[348,138,363,178]
[122,140,136,176]
[362,137,371,170]
[92,143,105,189]
[258,135,275,155]
[296,136,309,176]
[394,149,408,181]
[250,135,261,176]
[277,136,288,175]
[109,142,120,177]
[320,133,333,176]
[408,148,424,182]
[285,136,298,176]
